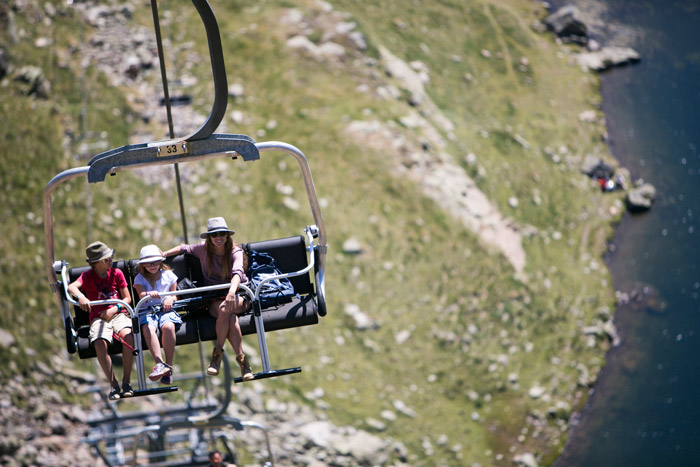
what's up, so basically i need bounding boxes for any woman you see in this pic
[162,217,253,381]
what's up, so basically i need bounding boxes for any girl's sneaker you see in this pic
[149,362,171,381]
[160,369,173,385]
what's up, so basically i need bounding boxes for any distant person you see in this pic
[162,217,254,381]
[133,244,180,385]
[67,241,134,400]
[208,449,236,467]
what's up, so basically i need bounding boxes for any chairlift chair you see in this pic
[43,0,327,398]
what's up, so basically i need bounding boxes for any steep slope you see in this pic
[0,0,623,465]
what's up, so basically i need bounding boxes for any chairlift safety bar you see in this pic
[44,139,327,300]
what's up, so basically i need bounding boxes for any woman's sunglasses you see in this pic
[96,255,113,264]
[209,231,229,238]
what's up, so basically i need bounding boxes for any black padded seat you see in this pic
[62,260,137,359]
[63,235,320,358]
[197,294,319,341]
[245,235,314,295]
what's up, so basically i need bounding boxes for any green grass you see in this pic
[0,0,624,464]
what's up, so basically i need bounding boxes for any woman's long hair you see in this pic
[205,234,238,281]
[137,261,172,288]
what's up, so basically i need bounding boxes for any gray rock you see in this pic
[0,435,22,456]
[545,5,587,44]
[0,327,15,348]
[514,451,539,467]
[47,412,67,435]
[299,421,335,449]
[14,66,51,98]
[344,304,378,331]
[14,444,38,466]
[576,46,641,72]
[228,83,244,98]
[626,183,656,212]
[342,237,363,254]
[339,430,389,464]
[379,46,428,107]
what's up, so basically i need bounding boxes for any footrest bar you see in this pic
[233,367,301,384]
[121,386,179,398]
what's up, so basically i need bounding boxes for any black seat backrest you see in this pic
[129,253,204,283]
[127,254,203,304]
[66,260,132,328]
[244,235,313,295]
[160,253,204,286]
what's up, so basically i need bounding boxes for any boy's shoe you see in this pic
[121,383,134,397]
[149,362,171,381]
[207,347,224,376]
[160,369,173,385]
[108,386,121,401]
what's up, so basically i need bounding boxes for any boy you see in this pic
[67,241,134,400]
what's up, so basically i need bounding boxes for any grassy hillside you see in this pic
[0,0,623,464]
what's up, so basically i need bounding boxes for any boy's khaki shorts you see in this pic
[89,313,132,343]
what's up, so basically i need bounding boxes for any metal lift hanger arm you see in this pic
[86,134,259,183]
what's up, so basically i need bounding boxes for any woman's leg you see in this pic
[209,299,230,350]
[207,299,228,376]
[231,297,253,381]
[226,296,246,355]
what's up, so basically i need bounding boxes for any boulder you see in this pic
[14,66,51,98]
[544,5,587,44]
[576,46,641,72]
[626,183,656,212]
[514,452,539,467]
[0,327,15,348]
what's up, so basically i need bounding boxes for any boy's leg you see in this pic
[90,319,119,390]
[119,327,134,385]
[113,314,134,386]
[94,339,118,389]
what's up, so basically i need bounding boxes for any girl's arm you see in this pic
[163,282,177,312]
[134,283,148,299]
[135,283,161,300]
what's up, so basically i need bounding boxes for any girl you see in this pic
[134,244,181,384]
[162,217,253,381]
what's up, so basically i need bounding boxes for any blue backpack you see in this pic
[247,250,295,308]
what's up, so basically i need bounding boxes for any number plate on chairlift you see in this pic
[156,141,188,157]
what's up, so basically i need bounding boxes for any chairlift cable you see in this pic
[150,0,189,244]
[150,0,217,400]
